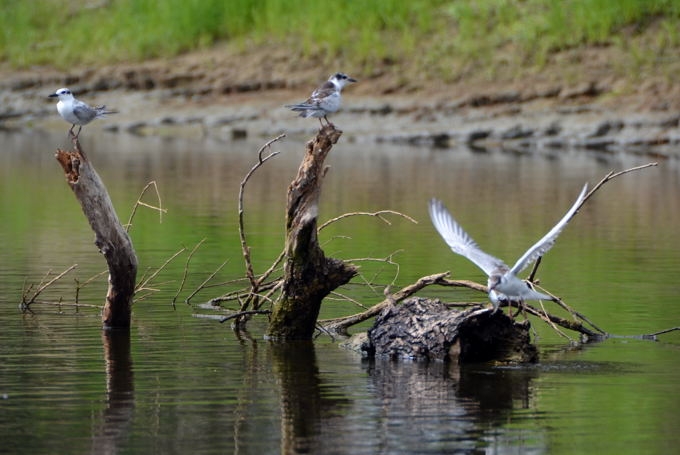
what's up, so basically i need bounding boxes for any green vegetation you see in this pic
[446,0,680,68]
[0,0,678,77]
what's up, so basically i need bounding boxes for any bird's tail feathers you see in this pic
[95,105,118,116]
[286,103,317,112]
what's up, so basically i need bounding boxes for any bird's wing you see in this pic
[285,81,337,111]
[72,101,96,123]
[308,82,336,103]
[509,183,588,275]
[428,198,508,277]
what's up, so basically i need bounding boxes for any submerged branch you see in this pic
[219,309,272,324]
[21,264,78,309]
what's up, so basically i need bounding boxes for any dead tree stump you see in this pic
[365,297,538,363]
[55,138,138,329]
[267,126,358,340]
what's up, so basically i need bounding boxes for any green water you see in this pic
[1,130,679,454]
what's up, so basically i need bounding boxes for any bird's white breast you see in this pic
[56,100,80,124]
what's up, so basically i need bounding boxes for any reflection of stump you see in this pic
[55,138,137,328]
[91,330,135,452]
[366,297,538,363]
[267,126,358,340]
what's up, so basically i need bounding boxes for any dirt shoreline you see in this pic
[2,45,679,157]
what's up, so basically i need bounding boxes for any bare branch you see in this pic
[647,327,680,337]
[344,251,404,290]
[531,282,608,335]
[173,238,206,307]
[238,135,285,289]
[528,161,657,283]
[21,264,78,308]
[583,162,658,207]
[135,247,185,296]
[185,259,229,304]
[219,309,272,324]
[319,210,418,231]
[513,301,604,340]
[320,272,450,332]
[327,290,371,310]
[438,277,488,293]
[536,299,575,342]
[73,269,108,305]
[26,300,102,309]
[243,250,286,311]
[126,180,167,232]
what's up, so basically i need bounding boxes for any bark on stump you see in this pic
[267,126,358,340]
[55,138,138,329]
[365,297,538,364]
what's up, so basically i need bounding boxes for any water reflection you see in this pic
[90,330,134,455]
[271,341,352,454]
[364,359,542,453]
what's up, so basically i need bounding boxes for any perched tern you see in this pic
[428,184,588,311]
[48,88,117,138]
[286,72,357,127]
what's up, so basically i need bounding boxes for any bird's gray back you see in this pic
[72,101,97,124]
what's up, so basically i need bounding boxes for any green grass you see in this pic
[446,0,680,65]
[0,0,678,78]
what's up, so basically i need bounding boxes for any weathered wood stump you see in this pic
[55,138,138,329]
[267,125,358,340]
[364,297,538,363]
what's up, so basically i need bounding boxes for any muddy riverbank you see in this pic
[1,44,679,157]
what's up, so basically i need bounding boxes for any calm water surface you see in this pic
[1,130,679,454]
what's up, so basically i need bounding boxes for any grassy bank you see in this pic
[1,0,678,79]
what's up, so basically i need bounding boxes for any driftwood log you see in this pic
[360,297,538,363]
[55,138,138,329]
[267,126,358,340]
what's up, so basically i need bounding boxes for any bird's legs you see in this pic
[68,124,82,139]
[322,115,335,128]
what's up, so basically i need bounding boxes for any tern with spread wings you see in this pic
[428,184,588,310]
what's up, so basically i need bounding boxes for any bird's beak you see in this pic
[348,77,357,83]
[48,93,58,98]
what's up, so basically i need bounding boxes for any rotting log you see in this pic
[267,125,358,340]
[55,137,138,329]
[361,297,538,364]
